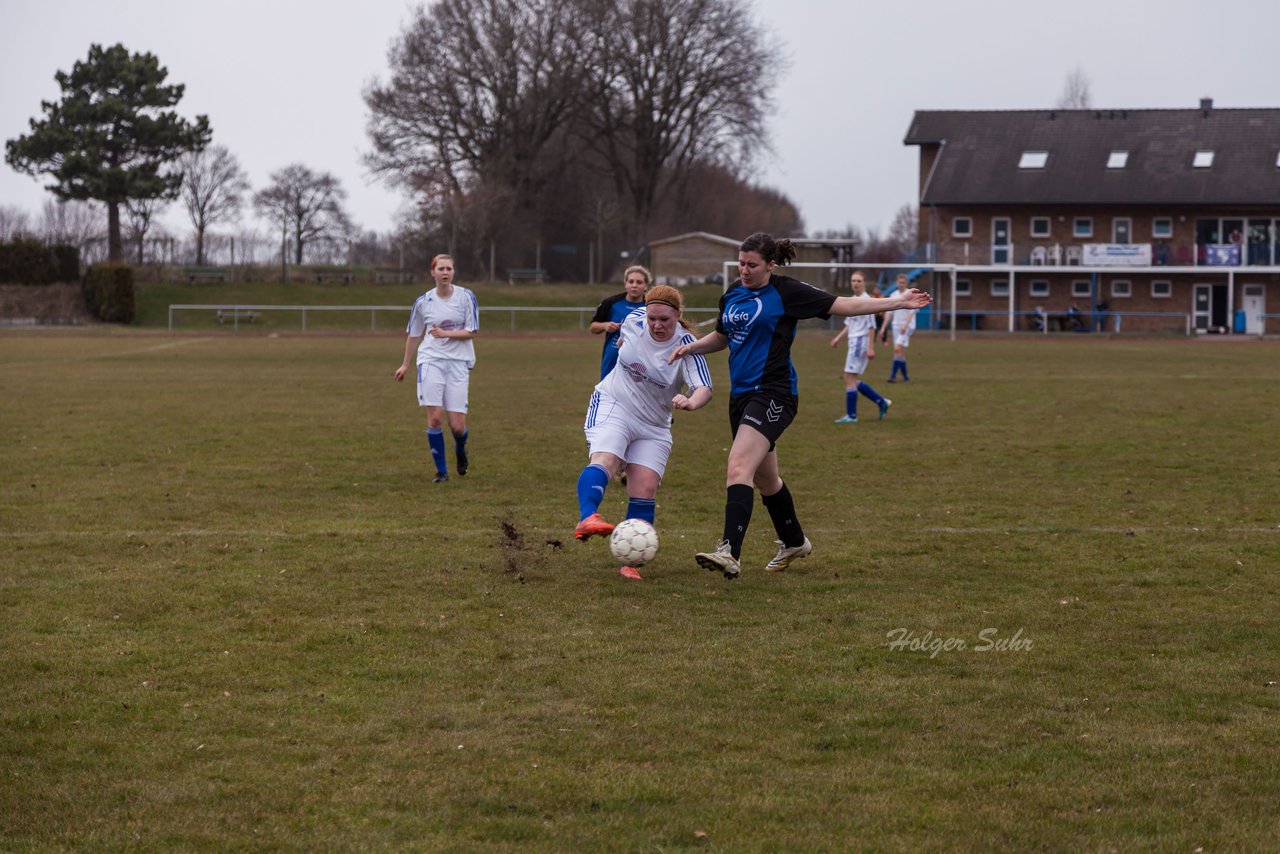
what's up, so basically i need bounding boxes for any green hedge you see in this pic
[83,264,136,324]
[0,239,81,284]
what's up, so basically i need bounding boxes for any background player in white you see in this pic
[572,285,713,580]
[882,273,918,382]
[829,270,891,422]
[394,254,479,483]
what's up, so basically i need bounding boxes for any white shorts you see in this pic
[583,391,672,478]
[417,359,470,412]
[843,336,870,375]
[893,328,914,348]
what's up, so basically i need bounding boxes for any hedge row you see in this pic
[0,239,81,284]
[83,264,135,324]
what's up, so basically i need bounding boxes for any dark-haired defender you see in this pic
[669,233,932,578]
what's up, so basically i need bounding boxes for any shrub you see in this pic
[52,244,81,281]
[0,238,57,284]
[83,264,136,324]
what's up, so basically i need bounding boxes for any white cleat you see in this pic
[765,537,812,572]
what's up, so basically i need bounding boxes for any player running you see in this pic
[573,285,713,580]
[829,270,891,422]
[394,254,479,483]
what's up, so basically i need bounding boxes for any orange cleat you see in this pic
[618,566,643,580]
[574,513,614,541]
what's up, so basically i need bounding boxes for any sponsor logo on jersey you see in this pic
[723,296,763,343]
[437,319,462,330]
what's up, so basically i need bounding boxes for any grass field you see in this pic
[2,329,1278,851]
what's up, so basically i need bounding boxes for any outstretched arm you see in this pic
[668,330,727,364]
[830,289,932,318]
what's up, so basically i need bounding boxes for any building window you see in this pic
[1111,280,1132,298]
[952,217,973,238]
[1153,218,1173,239]
[1030,217,1051,238]
[955,279,971,297]
[1151,280,1172,299]
[1072,280,1092,298]
[1029,280,1050,297]
[991,280,1010,297]
[1107,150,1129,169]
[1019,151,1049,169]
[1192,150,1215,168]
[1073,217,1093,238]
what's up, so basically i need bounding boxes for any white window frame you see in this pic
[991,279,1010,297]
[1029,279,1050,297]
[1073,217,1093,238]
[1111,279,1132,298]
[1019,151,1049,169]
[1151,280,1172,299]
[1152,217,1173,239]
[1192,150,1215,168]
[955,279,971,297]
[1072,280,1092,298]
[952,217,973,238]
[1107,150,1129,169]
[1030,217,1051,238]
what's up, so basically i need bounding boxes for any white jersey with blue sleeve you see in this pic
[408,286,479,368]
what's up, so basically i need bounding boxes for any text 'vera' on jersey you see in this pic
[716,275,836,397]
[595,309,712,428]
[408,286,480,368]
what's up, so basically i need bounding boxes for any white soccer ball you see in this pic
[609,518,659,567]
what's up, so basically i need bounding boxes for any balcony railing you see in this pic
[927,241,1280,267]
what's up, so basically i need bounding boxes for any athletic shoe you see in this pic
[695,540,740,580]
[765,537,812,572]
[432,472,449,483]
[834,415,857,424]
[457,448,469,476]
[574,512,614,541]
[618,565,643,580]
[878,398,892,420]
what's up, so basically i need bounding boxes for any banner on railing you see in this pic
[1203,244,1241,266]
[1082,243,1153,266]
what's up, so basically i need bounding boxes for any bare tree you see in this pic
[581,0,783,241]
[40,199,105,258]
[888,204,919,258]
[124,196,168,264]
[1055,66,1093,109]
[179,144,249,265]
[253,164,353,264]
[0,204,33,241]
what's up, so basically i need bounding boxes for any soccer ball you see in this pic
[609,518,659,567]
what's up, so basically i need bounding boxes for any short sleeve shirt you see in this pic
[716,274,836,397]
[407,286,480,368]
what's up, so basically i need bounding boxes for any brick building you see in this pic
[904,101,1280,333]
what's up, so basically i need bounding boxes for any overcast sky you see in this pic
[3,0,1278,244]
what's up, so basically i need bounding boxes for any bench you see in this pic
[506,267,546,284]
[216,309,262,325]
[375,268,415,284]
[184,266,229,283]
[313,270,353,283]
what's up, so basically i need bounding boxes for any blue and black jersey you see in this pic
[717,274,836,397]
[591,292,647,379]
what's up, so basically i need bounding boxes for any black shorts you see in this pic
[729,392,798,451]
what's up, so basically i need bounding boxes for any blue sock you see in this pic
[857,382,885,405]
[626,497,656,525]
[845,389,858,418]
[576,464,611,520]
[453,429,468,455]
[889,360,900,380]
[427,428,446,474]
[901,359,909,381]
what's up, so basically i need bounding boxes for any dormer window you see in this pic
[1019,151,1049,169]
[1192,150,1215,168]
[1107,150,1129,169]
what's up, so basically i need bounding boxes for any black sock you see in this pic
[761,482,805,548]
[723,484,754,559]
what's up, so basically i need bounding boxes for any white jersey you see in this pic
[407,286,479,368]
[843,293,878,340]
[890,307,918,332]
[594,308,711,427]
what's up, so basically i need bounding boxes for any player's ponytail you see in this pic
[645,284,692,330]
[740,232,796,266]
